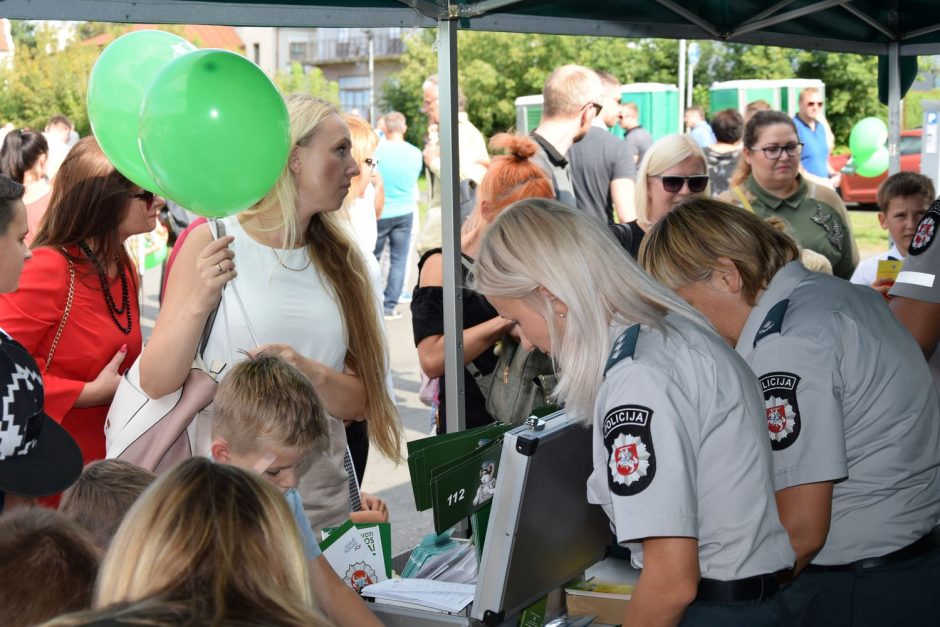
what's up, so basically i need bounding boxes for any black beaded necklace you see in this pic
[78,242,132,335]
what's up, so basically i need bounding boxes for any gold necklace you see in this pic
[270,246,311,272]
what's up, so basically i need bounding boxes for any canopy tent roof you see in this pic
[5,1,940,55]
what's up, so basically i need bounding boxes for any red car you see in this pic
[829,129,922,208]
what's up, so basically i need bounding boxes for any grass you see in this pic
[848,209,888,260]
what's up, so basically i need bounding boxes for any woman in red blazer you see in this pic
[0,137,162,485]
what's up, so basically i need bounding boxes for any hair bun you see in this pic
[489,132,538,160]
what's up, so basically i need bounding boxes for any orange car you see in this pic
[829,129,922,209]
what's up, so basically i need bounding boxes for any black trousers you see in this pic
[345,421,368,487]
[784,547,940,627]
[680,583,820,626]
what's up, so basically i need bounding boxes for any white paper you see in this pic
[361,578,475,613]
[320,524,388,592]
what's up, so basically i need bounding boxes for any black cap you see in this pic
[0,333,82,497]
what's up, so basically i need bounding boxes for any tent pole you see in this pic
[888,41,901,175]
[438,17,466,435]
[678,39,686,134]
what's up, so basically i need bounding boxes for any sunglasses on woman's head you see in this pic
[652,175,709,194]
[133,190,156,208]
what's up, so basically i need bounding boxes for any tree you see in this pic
[274,62,340,104]
[0,29,99,134]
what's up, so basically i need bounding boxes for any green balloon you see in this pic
[138,50,290,218]
[855,146,889,178]
[87,30,196,192]
[848,117,888,162]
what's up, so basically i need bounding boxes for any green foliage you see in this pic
[382,32,897,150]
[904,88,940,129]
[0,28,99,135]
[9,21,37,50]
[274,62,340,105]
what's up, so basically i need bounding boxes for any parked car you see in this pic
[829,129,922,208]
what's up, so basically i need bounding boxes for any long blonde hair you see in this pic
[250,94,402,462]
[88,458,325,626]
[470,198,708,422]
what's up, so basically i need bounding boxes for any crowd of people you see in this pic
[0,59,938,627]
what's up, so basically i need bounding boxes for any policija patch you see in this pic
[759,372,801,451]
[909,206,938,256]
[604,405,656,496]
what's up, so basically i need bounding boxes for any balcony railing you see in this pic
[308,32,404,63]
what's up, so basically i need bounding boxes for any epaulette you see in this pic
[604,324,640,376]
[753,299,790,347]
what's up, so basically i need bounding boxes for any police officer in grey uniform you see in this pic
[890,199,940,392]
[643,197,940,627]
[471,199,804,626]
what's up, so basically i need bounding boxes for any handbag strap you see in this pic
[44,248,76,373]
[197,220,227,358]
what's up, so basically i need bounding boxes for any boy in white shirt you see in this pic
[850,172,934,294]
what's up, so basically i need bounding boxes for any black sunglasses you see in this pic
[652,175,709,194]
[133,190,156,208]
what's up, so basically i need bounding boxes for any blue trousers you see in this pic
[373,212,414,314]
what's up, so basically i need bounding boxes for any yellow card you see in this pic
[876,259,903,282]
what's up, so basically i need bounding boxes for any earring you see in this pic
[558,312,567,319]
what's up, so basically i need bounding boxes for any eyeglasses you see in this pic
[583,102,603,117]
[364,158,379,168]
[652,175,709,194]
[752,142,804,160]
[133,190,156,208]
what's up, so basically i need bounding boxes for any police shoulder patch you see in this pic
[909,204,939,256]
[753,299,789,347]
[759,372,801,451]
[603,404,656,496]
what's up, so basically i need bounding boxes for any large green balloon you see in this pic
[855,146,889,178]
[138,50,290,218]
[848,117,888,162]
[87,30,196,192]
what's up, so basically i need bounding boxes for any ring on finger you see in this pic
[217,263,225,274]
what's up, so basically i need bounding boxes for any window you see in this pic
[339,75,371,117]
[289,42,306,62]
[252,43,260,64]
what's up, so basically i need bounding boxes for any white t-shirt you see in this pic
[849,243,902,286]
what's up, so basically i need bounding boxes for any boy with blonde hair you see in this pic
[210,353,381,627]
[59,459,156,550]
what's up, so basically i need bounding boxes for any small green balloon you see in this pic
[87,30,196,192]
[848,117,888,162]
[138,49,290,218]
[855,146,889,178]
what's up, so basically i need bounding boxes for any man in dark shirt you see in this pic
[529,64,604,209]
[567,71,637,224]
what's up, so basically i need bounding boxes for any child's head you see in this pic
[0,507,100,627]
[211,353,327,492]
[59,459,156,550]
[876,172,935,254]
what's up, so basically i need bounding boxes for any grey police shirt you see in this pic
[889,201,940,391]
[586,313,795,581]
[738,260,940,565]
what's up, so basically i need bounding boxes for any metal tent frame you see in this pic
[7,0,939,432]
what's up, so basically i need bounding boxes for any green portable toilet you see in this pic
[620,83,680,140]
[709,79,825,117]
[514,95,544,134]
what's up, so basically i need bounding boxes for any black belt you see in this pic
[805,527,940,574]
[695,569,789,603]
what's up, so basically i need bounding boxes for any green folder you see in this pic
[429,436,504,533]
[407,422,511,511]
